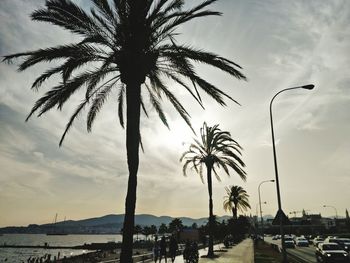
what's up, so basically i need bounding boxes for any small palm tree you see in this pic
[134,224,142,241]
[180,122,246,257]
[223,185,250,220]
[3,1,246,261]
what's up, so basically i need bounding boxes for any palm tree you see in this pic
[3,1,246,261]
[180,122,246,257]
[134,224,143,241]
[223,185,250,220]
[168,218,184,233]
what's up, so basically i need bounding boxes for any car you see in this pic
[338,239,350,252]
[283,236,295,248]
[314,237,325,246]
[272,235,280,240]
[315,242,349,262]
[295,237,309,247]
[324,238,350,253]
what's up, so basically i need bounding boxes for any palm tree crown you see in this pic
[180,122,246,181]
[3,0,246,142]
[223,185,250,219]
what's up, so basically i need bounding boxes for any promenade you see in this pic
[97,239,254,263]
[172,238,254,263]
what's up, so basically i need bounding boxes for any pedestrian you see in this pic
[153,236,160,263]
[183,240,191,263]
[159,236,167,262]
[201,235,207,250]
[169,235,178,262]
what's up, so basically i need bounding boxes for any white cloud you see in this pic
[1,0,350,226]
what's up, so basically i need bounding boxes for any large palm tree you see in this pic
[223,185,250,220]
[180,122,246,257]
[3,1,246,261]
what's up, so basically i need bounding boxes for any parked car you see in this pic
[295,237,309,247]
[284,236,295,248]
[338,239,350,252]
[315,242,348,262]
[313,237,325,246]
[324,238,350,252]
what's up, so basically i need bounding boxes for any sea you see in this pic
[0,234,144,262]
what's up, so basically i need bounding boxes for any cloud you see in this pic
[1,0,350,226]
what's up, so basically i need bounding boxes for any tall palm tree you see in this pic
[180,122,246,257]
[223,185,250,220]
[3,1,246,261]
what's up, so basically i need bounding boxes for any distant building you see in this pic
[320,218,336,229]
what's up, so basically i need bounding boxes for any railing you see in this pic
[98,252,153,263]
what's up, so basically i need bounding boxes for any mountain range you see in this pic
[0,214,238,234]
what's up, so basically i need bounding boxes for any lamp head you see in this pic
[323,205,327,207]
[301,84,315,90]
[270,180,275,182]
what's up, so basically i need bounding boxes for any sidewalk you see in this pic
[170,239,254,263]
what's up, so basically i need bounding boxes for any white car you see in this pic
[315,242,348,262]
[295,237,309,247]
[313,237,324,246]
[283,236,295,248]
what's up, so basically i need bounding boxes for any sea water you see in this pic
[0,234,141,262]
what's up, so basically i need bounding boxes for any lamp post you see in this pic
[270,84,314,262]
[256,202,267,217]
[256,202,266,237]
[258,180,275,240]
[323,205,338,219]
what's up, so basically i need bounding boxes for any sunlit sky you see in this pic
[0,0,349,227]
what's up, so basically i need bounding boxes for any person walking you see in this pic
[169,235,178,262]
[153,236,160,263]
[159,236,167,262]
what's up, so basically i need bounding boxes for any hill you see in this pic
[0,214,232,234]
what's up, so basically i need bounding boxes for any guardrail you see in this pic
[98,252,153,263]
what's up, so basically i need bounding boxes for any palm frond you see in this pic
[59,100,88,146]
[91,0,115,22]
[31,66,63,90]
[149,71,194,133]
[117,84,125,128]
[145,83,169,128]
[181,122,246,185]
[87,81,116,132]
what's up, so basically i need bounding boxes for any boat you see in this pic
[46,214,68,235]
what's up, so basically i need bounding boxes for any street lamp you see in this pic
[270,84,314,262]
[256,202,267,217]
[323,205,338,219]
[256,202,266,237]
[258,180,275,240]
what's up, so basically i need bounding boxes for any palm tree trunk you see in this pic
[120,82,141,263]
[206,163,214,257]
[233,202,238,220]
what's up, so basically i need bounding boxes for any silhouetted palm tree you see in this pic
[180,122,246,257]
[223,185,250,220]
[134,224,143,241]
[168,218,184,233]
[3,1,246,261]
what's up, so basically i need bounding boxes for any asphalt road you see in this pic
[264,236,317,263]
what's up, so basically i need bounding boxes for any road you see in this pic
[264,236,317,263]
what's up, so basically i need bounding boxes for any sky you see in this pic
[0,0,349,227]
